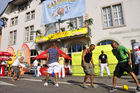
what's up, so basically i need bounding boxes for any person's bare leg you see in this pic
[113,76,117,88]
[90,74,94,87]
[130,72,140,87]
[8,71,10,77]
[12,72,16,81]
[54,73,58,84]
[9,71,12,77]
[7,71,9,77]
[17,72,20,80]
[83,74,89,85]
[46,73,50,83]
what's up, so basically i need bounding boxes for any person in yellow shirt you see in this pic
[58,54,65,78]
[7,58,13,77]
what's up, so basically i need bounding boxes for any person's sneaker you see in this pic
[136,86,140,91]
[81,84,88,88]
[44,82,48,87]
[110,87,117,92]
[91,84,96,88]
[54,83,59,87]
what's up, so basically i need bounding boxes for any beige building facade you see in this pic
[0,0,140,62]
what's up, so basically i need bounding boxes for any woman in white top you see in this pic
[12,56,26,81]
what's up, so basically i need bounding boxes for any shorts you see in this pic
[7,65,12,71]
[114,62,133,78]
[13,66,20,74]
[48,62,60,74]
[7,67,12,71]
[82,63,94,75]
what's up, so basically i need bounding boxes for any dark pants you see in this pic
[114,62,132,78]
[134,64,139,76]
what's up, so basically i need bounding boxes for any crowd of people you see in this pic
[0,42,140,92]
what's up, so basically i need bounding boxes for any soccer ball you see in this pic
[123,85,128,90]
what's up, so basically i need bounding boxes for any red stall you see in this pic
[0,65,5,76]
[34,46,71,76]
[0,52,13,76]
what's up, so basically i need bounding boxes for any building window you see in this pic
[9,30,17,45]
[31,11,35,19]
[97,40,119,46]
[78,16,84,28]
[26,10,35,21]
[102,4,124,28]
[30,49,38,64]
[48,16,84,34]
[113,4,124,26]
[30,50,38,57]
[70,18,77,30]
[26,12,30,21]
[24,25,34,42]
[68,44,86,53]
[10,17,18,26]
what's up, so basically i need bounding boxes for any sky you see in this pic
[0,0,12,27]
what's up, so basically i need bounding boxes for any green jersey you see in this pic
[112,45,129,63]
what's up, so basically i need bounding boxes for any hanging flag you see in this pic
[22,44,31,67]
[41,0,86,25]
[6,47,16,62]
[6,47,15,55]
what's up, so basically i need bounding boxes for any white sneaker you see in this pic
[44,82,48,87]
[54,83,59,87]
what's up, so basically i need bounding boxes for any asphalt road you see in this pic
[0,75,140,93]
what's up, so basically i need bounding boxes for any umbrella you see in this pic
[0,52,14,56]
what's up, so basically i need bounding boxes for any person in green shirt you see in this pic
[110,42,140,92]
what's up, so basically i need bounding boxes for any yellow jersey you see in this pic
[8,61,13,65]
[59,57,64,65]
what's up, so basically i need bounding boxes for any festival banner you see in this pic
[41,0,86,25]
[45,23,57,37]
[36,27,87,42]
[6,47,16,62]
[22,44,31,67]
[72,45,118,76]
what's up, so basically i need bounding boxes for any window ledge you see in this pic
[8,44,16,46]
[25,18,35,22]
[103,24,126,30]
[10,24,18,27]
[24,40,35,43]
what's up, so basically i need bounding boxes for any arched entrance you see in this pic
[97,40,119,46]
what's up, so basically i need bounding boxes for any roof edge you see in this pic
[0,0,14,17]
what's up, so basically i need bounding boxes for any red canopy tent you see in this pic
[35,46,71,76]
[34,46,71,60]
[0,52,13,76]
[0,58,9,61]
[0,52,14,57]
[0,52,13,61]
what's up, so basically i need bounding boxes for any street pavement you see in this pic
[0,74,140,93]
